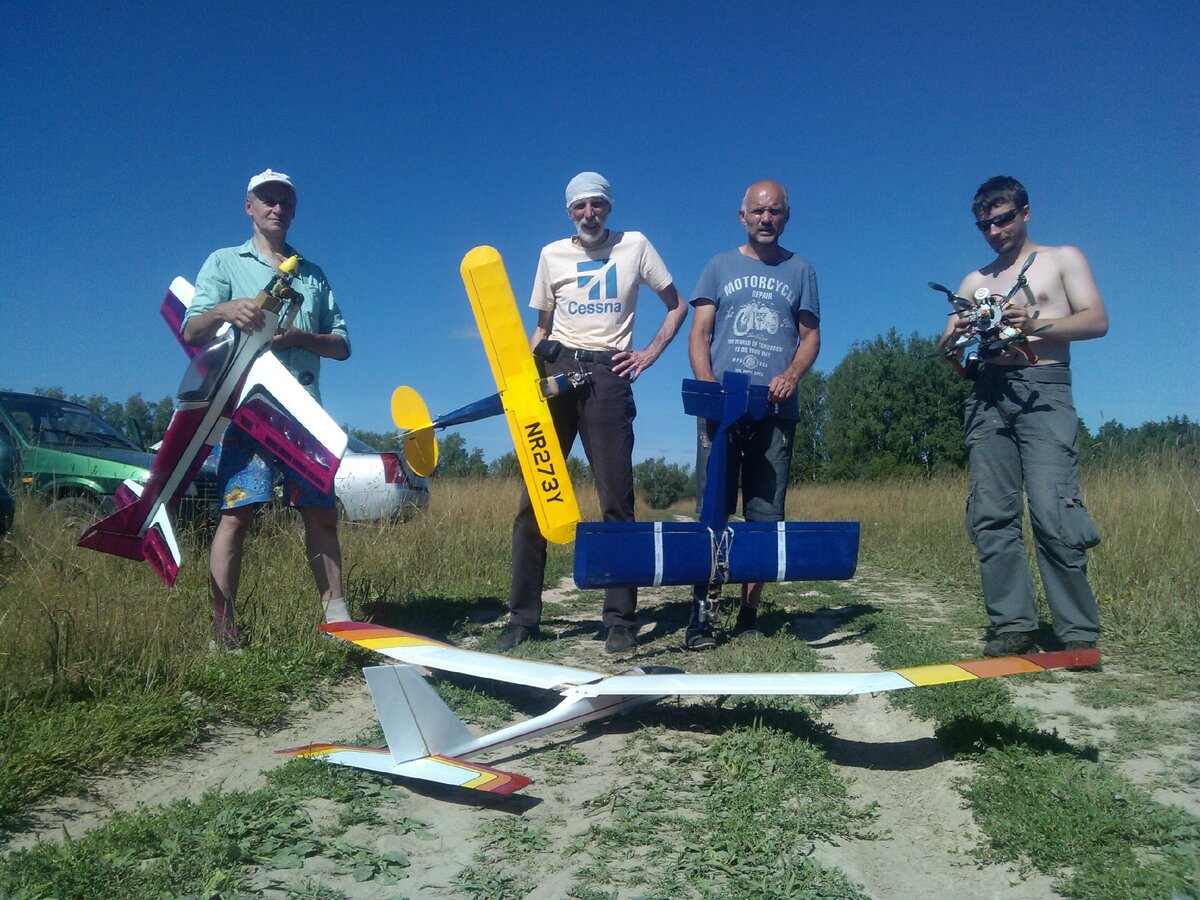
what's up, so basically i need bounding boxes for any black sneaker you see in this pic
[983,630,1036,657]
[734,608,762,639]
[1064,640,1102,672]
[496,623,539,652]
[604,624,636,654]
[685,626,718,650]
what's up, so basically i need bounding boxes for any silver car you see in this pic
[336,436,430,522]
[180,434,431,523]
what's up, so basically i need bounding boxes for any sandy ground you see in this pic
[5,571,1196,898]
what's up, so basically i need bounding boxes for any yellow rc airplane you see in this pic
[390,247,581,544]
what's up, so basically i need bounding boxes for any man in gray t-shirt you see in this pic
[686,179,821,649]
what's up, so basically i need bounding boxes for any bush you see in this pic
[633,457,692,509]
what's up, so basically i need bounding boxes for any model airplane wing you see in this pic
[459,246,580,544]
[282,744,530,794]
[570,650,1094,697]
[167,277,347,492]
[321,622,608,691]
[573,374,861,595]
[231,351,347,493]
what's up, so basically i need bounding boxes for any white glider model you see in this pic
[281,622,1101,795]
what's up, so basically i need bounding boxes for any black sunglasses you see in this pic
[975,206,1026,232]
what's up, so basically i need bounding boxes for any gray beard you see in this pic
[575,220,608,247]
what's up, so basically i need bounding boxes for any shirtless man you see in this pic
[939,176,1108,661]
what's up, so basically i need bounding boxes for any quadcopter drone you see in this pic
[929,251,1051,378]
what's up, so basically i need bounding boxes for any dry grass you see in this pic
[786,452,1200,670]
[0,478,600,710]
[1,452,1194,709]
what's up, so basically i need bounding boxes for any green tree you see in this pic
[490,450,591,482]
[345,426,400,450]
[633,457,692,509]
[790,370,827,482]
[824,330,969,480]
[566,455,592,483]
[1083,415,1200,464]
[489,451,520,477]
[434,432,488,478]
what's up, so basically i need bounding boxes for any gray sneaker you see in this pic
[604,624,636,654]
[496,623,539,652]
[983,630,1036,657]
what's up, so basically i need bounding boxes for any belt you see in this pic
[564,348,616,365]
[977,363,1072,385]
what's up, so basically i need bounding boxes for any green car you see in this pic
[0,391,193,522]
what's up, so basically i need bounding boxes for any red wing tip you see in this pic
[1018,648,1102,669]
[430,756,533,795]
[491,773,533,795]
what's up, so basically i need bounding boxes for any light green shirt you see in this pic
[185,239,349,403]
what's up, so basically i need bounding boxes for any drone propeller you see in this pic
[929,281,973,312]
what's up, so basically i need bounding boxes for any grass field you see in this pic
[0,453,1196,897]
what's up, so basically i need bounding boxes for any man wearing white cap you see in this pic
[183,169,351,649]
[497,171,687,655]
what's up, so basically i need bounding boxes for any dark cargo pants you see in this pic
[508,356,637,629]
[964,364,1101,643]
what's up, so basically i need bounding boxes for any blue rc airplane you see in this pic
[572,371,860,638]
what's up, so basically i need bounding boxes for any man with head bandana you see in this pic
[496,172,688,655]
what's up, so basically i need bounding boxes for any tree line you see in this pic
[21,330,1195,508]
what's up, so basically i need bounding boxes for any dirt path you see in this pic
[800,613,1059,899]
[5,573,1194,898]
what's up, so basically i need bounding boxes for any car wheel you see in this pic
[46,494,102,530]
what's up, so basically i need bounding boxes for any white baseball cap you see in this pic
[246,169,296,195]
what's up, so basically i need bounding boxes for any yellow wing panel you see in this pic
[461,246,540,392]
[893,663,980,687]
[461,246,580,544]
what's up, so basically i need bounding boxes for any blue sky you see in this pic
[3,2,1195,467]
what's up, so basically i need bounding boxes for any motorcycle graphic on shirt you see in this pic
[732,300,780,337]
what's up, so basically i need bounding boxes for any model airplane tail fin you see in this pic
[363,664,476,762]
[390,386,438,477]
[278,664,533,794]
[77,481,182,587]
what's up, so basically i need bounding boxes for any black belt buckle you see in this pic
[569,348,613,365]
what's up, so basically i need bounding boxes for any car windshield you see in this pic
[0,393,140,451]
